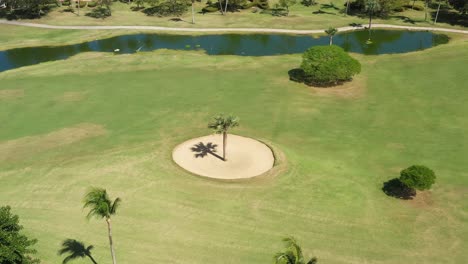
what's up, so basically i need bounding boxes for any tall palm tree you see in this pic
[83,188,121,264]
[208,114,239,161]
[274,237,318,264]
[434,0,442,24]
[58,239,98,264]
[365,0,381,42]
[191,0,196,24]
[345,0,350,15]
[325,27,338,45]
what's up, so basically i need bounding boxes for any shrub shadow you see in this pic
[382,178,416,200]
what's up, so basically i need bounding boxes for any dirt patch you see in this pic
[309,76,367,99]
[0,123,106,162]
[0,89,24,100]
[409,191,434,208]
[56,91,88,102]
[172,134,275,180]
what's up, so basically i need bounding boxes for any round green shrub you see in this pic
[300,45,361,86]
[87,1,97,7]
[399,165,436,191]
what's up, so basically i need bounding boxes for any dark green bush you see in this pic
[87,1,97,7]
[403,4,424,11]
[299,45,361,86]
[62,0,71,5]
[85,6,111,18]
[301,0,316,6]
[143,1,188,16]
[399,165,436,191]
[202,6,219,12]
[393,6,404,12]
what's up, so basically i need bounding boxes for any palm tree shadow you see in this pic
[191,142,224,160]
[58,239,98,264]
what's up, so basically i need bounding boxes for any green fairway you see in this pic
[0,31,467,264]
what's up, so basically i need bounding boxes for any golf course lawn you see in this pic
[0,31,467,264]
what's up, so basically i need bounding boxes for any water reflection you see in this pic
[0,30,449,73]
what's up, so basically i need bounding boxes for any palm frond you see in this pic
[110,197,122,215]
[208,114,239,134]
[83,187,114,219]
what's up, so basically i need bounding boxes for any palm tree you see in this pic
[325,27,338,45]
[274,237,318,264]
[345,0,350,15]
[208,114,239,161]
[365,0,381,42]
[83,188,121,264]
[58,239,98,264]
[434,0,443,24]
[191,0,195,24]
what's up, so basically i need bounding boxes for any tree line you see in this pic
[1,0,467,21]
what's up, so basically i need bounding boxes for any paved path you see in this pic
[1,20,467,34]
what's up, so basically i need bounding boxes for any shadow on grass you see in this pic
[382,178,416,200]
[191,142,224,160]
[58,239,98,264]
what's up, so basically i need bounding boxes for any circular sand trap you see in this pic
[172,134,274,180]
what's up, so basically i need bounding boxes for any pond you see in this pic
[0,30,449,73]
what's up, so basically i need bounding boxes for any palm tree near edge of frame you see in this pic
[274,237,318,264]
[83,188,121,264]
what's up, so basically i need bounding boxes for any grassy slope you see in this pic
[15,0,467,28]
[0,35,467,263]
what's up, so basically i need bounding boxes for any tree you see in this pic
[399,165,436,191]
[434,0,443,24]
[191,0,195,23]
[279,0,297,13]
[207,114,239,161]
[345,0,350,14]
[0,206,40,264]
[324,27,338,45]
[424,0,430,20]
[274,237,317,264]
[300,46,361,86]
[83,188,121,264]
[58,239,98,264]
[365,0,381,41]
[448,0,467,14]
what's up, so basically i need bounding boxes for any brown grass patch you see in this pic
[0,123,106,162]
[0,89,24,100]
[309,75,367,99]
[56,91,88,102]
[409,191,434,208]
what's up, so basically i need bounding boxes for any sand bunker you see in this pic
[172,134,274,180]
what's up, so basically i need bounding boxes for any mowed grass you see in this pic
[0,33,468,264]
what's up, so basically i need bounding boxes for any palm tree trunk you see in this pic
[345,0,350,15]
[434,1,441,24]
[77,0,80,16]
[106,218,117,264]
[368,11,373,41]
[224,0,229,14]
[218,0,224,15]
[424,0,428,21]
[191,1,195,24]
[329,36,332,45]
[412,0,416,9]
[87,254,98,264]
[222,132,227,161]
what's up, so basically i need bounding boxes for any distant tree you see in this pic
[399,165,436,191]
[365,0,381,41]
[274,237,318,264]
[58,239,98,264]
[83,188,121,264]
[208,114,239,161]
[324,27,338,45]
[191,0,195,23]
[0,206,40,264]
[448,0,467,14]
[434,0,443,24]
[279,0,297,13]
